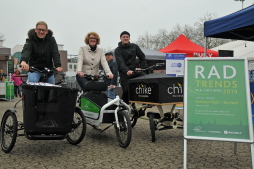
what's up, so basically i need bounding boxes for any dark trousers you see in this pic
[76,75,91,93]
[14,85,21,97]
[120,72,146,104]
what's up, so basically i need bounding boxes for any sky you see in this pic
[1,0,254,56]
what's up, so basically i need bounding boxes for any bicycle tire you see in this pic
[1,111,18,153]
[66,108,86,145]
[130,103,138,128]
[114,110,132,148]
[149,114,156,142]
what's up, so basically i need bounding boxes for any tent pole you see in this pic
[204,37,207,57]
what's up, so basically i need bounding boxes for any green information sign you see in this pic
[184,58,253,142]
[81,97,100,119]
[5,81,14,99]
[8,59,14,74]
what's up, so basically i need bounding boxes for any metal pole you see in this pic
[251,143,254,169]
[183,139,187,169]
[234,142,237,154]
[204,37,207,57]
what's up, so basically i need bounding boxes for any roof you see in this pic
[204,4,254,41]
[158,34,218,57]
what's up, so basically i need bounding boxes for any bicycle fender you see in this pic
[5,108,17,114]
[1,108,17,126]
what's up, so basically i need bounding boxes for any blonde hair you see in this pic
[84,32,100,45]
[36,21,48,29]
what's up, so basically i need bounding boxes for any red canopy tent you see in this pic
[159,34,218,57]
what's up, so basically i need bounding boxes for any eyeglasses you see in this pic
[36,29,47,32]
[89,37,97,40]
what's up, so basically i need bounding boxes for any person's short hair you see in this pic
[36,21,48,29]
[84,32,100,45]
[120,31,130,37]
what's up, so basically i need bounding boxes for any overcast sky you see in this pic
[1,0,254,55]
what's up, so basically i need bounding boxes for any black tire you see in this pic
[1,111,18,153]
[66,108,86,145]
[149,114,156,142]
[114,110,132,148]
[130,103,138,128]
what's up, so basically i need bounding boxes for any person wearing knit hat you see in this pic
[115,31,146,105]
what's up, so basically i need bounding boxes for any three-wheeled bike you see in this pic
[128,63,184,142]
[77,74,132,148]
[0,67,86,153]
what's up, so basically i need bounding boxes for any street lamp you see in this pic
[234,0,245,9]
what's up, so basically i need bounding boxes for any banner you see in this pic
[184,58,253,142]
[166,53,185,76]
[8,59,14,74]
[5,81,14,99]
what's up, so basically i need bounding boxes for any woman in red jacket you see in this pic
[11,70,23,98]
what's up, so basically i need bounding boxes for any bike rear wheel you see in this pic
[114,110,132,148]
[1,111,18,153]
[66,108,86,145]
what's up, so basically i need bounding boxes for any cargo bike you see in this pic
[128,63,184,142]
[77,74,132,148]
[0,67,86,153]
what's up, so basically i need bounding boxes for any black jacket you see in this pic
[20,29,61,70]
[104,59,118,86]
[115,42,146,74]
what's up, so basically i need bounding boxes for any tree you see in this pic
[135,13,232,50]
[102,46,113,53]
[193,12,231,49]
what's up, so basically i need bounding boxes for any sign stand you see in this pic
[184,58,254,168]
[183,139,187,169]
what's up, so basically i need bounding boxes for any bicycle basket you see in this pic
[22,84,79,134]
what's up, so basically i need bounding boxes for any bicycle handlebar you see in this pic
[19,65,56,75]
[80,74,109,81]
[132,62,165,73]
[29,66,56,74]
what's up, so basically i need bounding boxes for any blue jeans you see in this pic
[107,87,115,99]
[28,72,55,84]
[76,74,90,93]
[14,86,21,97]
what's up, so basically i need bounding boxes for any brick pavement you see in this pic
[0,97,252,168]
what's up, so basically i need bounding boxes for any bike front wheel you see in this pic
[130,103,138,128]
[66,108,86,145]
[149,114,156,142]
[114,110,132,148]
[1,111,18,153]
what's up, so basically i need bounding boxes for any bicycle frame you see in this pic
[83,95,130,129]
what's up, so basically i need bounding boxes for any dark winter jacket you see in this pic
[20,29,61,70]
[115,42,146,74]
[104,59,118,86]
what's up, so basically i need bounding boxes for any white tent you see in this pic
[107,47,166,61]
[211,40,254,70]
